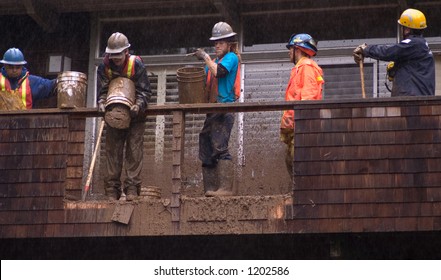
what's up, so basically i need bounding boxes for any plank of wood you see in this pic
[111,203,135,225]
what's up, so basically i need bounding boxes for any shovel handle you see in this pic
[359,61,366,99]
[82,119,105,201]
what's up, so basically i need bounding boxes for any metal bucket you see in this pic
[104,77,135,129]
[177,66,206,104]
[57,71,87,109]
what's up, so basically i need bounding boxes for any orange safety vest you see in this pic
[0,72,33,109]
[206,57,241,102]
[281,57,324,129]
[105,55,138,79]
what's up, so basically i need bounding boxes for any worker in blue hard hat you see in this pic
[0,48,56,109]
[281,33,324,178]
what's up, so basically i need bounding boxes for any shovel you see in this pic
[359,60,366,99]
[82,118,105,201]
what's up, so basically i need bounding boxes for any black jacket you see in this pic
[364,35,435,96]
[97,54,152,111]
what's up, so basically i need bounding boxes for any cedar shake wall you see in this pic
[0,114,69,238]
[1,99,441,239]
[287,99,441,233]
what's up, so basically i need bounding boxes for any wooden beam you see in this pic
[22,0,59,32]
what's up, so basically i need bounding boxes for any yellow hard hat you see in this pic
[397,8,427,29]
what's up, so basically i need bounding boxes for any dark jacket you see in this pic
[97,54,152,113]
[364,35,435,96]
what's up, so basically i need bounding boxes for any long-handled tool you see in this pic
[359,60,366,99]
[82,119,105,201]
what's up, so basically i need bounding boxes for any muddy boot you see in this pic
[206,160,234,197]
[105,187,119,201]
[202,165,219,197]
[125,186,138,201]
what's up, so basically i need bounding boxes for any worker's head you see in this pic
[286,33,318,63]
[106,32,131,66]
[398,8,427,39]
[210,22,238,59]
[0,48,27,78]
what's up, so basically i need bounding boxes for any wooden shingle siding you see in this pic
[0,114,69,238]
[65,118,86,198]
[290,100,441,233]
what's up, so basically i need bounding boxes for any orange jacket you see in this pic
[281,57,324,129]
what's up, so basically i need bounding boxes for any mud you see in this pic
[104,104,131,129]
[56,71,87,109]
[0,91,26,110]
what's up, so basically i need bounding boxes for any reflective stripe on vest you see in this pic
[105,55,137,79]
[0,73,32,109]
[0,75,5,91]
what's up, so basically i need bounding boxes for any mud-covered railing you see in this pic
[0,101,297,234]
[2,95,441,235]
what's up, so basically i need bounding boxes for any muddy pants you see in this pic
[104,121,145,195]
[199,113,235,167]
[280,128,294,178]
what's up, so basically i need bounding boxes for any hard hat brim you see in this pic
[0,60,27,65]
[106,44,131,54]
[397,19,427,29]
[209,32,237,41]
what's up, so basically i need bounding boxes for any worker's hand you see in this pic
[130,104,140,118]
[353,43,367,64]
[98,99,106,113]
[194,48,210,61]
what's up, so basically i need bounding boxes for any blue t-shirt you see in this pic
[206,52,239,103]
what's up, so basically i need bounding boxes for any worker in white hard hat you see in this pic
[353,8,435,96]
[97,32,152,201]
[189,22,242,197]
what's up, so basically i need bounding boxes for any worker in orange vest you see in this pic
[97,32,152,201]
[0,48,56,109]
[190,22,241,196]
[281,33,324,178]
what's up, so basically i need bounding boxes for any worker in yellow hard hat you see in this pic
[353,8,435,96]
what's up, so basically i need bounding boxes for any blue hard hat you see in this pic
[0,48,27,65]
[286,33,318,56]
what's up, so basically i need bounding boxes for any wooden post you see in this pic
[171,110,185,234]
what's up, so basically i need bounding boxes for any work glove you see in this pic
[194,48,210,61]
[97,99,106,113]
[353,43,367,64]
[130,99,144,118]
[130,104,140,118]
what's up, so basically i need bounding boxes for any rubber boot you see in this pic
[105,187,119,201]
[202,166,219,196]
[206,160,234,197]
[125,186,138,201]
